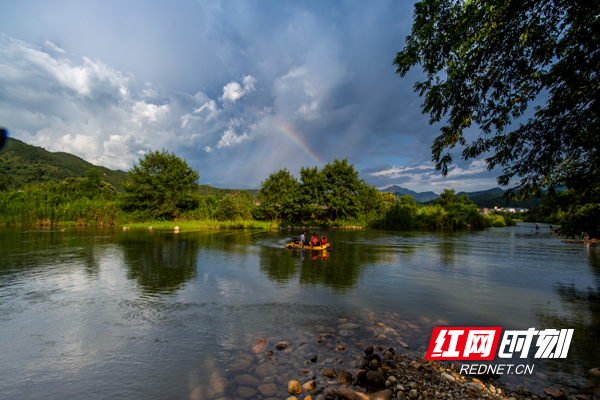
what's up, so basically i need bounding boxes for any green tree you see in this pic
[214,191,256,221]
[297,166,326,221]
[394,0,599,201]
[322,158,361,220]
[435,189,483,228]
[121,149,199,219]
[357,181,383,220]
[258,168,299,221]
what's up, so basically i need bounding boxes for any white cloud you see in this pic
[216,124,250,149]
[446,159,489,177]
[204,146,213,153]
[43,40,66,54]
[220,75,256,102]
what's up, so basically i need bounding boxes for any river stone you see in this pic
[543,388,566,398]
[590,367,600,378]
[263,377,275,384]
[338,323,360,330]
[237,386,257,399]
[408,389,417,399]
[366,370,386,388]
[463,382,484,391]
[338,369,353,385]
[230,357,253,371]
[358,357,369,369]
[388,376,397,384]
[337,387,393,400]
[356,369,367,383]
[212,379,228,393]
[276,341,290,350]
[258,383,278,397]
[302,380,316,392]
[234,374,261,387]
[322,368,337,378]
[398,341,409,349]
[383,351,393,361]
[316,395,326,400]
[255,363,278,379]
[440,373,455,383]
[310,355,318,363]
[308,371,316,379]
[305,396,313,400]
[369,359,379,370]
[287,397,299,400]
[364,346,374,356]
[288,380,302,395]
[324,387,337,399]
[396,391,405,399]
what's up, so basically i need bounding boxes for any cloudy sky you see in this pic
[0,0,504,192]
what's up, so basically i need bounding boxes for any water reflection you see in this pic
[117,231,199,295]
[533,245,600,390]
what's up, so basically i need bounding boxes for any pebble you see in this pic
[366,370,386,387]
[237,386,257,399]
[543,387,566,398]
[288,380,302,395]
[408,389,418,399]
[338,369,353,385]
[309,371,316,379]
[590,367,600,378]
[258,383,278,397]
[358,357,369,369]
[369,359,380,369]
[324,387,337,399]
[234,374,261,387]
[322,368,337,379]
[302,380,316,392]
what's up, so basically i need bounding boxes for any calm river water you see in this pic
[0,223,598,399]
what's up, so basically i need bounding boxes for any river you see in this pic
[0,223,598,399]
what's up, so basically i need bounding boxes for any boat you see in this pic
[285,236,331,251]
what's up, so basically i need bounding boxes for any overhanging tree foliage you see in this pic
[394,0,599,199]
[122,149,199,219]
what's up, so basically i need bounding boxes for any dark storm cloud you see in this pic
[0,0,502,191]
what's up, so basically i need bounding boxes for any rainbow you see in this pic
[242,107,321,164]
[272,122,321,164]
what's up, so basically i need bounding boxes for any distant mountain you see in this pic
[380,185,543,208]
[457,187,505,197]
[197,185,259,196]
[380,185,439,203]
[208,182,259,190]
[0,137,129,191]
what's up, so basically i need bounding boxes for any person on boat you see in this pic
[300,231,307,246]
[310,233,319,247]
[535,223,539,233]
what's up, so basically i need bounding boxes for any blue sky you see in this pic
[0,0,504,192]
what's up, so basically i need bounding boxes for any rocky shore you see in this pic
[189,313,600,400]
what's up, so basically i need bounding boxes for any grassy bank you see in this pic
[0,178,516,230]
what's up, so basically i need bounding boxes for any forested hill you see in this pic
[0,137,258,195]
[0,137,129,191]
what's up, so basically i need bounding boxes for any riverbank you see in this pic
[215,310,599,400]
